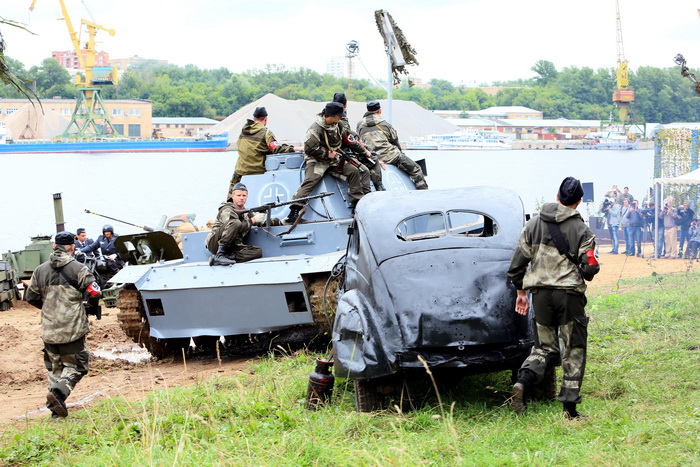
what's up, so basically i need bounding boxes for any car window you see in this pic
[447,210,498,237]
[395,212,446,241]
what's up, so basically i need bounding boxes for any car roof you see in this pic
[354,186,525,263]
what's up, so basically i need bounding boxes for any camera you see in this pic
[602,198,613,209]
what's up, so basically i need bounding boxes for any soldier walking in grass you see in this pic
[507,177,600,419]
[25,231,102,418]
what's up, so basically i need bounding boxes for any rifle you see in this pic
[336,148,367,173]
[84,209,155,232]
[238,192,335,229]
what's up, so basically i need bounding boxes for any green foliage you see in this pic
[2,273,700,465]
[1,56,700,123]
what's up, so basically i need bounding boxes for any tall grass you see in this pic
[2,273,699,466]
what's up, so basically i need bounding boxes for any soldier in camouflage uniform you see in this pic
[356,100,428,190]
[507,177,600,419]
[26,231,102,418]
[206,182,263,266]
[228,106,302,195]
[285,101,372,224]
[333,92,386,191]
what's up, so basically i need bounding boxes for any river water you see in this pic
[0,149,654,252]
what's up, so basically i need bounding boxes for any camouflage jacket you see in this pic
[508,202,599,295]
[210,201,253,246]
[235,119,294,175]
[356,112,402,164]
[304,114,365,165]
[25,247,99,344]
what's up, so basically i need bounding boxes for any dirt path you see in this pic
[0,242,693,426]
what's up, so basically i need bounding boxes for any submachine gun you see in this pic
[336,148,379,173]
[244,192,335,231]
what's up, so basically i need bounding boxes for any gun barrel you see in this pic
[84,209,155,232]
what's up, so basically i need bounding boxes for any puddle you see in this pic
[93,345,152,363]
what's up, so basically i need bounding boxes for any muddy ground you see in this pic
[0,244,695,425]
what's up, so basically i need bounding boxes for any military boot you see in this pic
[374,183,386,191]
[47,389,68,418]
[512,369,535,415]
[285,206,301,225]
[563,402,587,420]
[209,244,236,266]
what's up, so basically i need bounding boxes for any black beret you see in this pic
[55,231,75,245]
[232,182,248,192]
[367,100,381,112]
[558,177,584,206]
[253,107,268,118]
[325,102,345,117]
[333,92,347,105]
[76,228,86,235]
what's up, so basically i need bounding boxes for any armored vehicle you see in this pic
[111,152,419,357]
[332,187,539,411]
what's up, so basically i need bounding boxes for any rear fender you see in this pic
[332,289,392,379]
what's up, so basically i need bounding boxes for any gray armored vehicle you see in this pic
[111,152,419,357]
[332,187,539,411]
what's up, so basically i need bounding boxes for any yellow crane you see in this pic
[29,0,120,138]
[612,0,634,123]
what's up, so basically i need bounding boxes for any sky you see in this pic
[1,0,700,86]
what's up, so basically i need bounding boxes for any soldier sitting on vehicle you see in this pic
[357,100,428,190]
[206,183,264,266]
[80,224,124,279]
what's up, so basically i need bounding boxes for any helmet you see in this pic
[102,224,114,233]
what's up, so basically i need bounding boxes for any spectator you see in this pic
[677,203,695,257]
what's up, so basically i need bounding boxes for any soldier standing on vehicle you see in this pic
[507,177,600,420]
[228,106,302,195]
[356,100,428,190]
[206,182,263,266]
[80,224,124,279]
[25,231,102,418]
[332,92,386,191]
[284,101,372,225]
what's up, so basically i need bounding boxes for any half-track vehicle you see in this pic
[332,186,539,411]
[111,152,420,357]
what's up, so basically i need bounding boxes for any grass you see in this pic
[1,274,699,466]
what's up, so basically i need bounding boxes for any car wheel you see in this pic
[354,378,385,412]
[531,366,557,401]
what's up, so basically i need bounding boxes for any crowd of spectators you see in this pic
[600,185,698,259]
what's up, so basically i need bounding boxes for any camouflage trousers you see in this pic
[383,152,428,190]
[291,157,370,209]
[519,288,589,404]
[43,335,89,401]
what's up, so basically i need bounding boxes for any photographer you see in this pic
[677,203,695,257]
[602,197,621,254]
[686,219,700,259]
[627,201,645,257]
[659,199,679,258]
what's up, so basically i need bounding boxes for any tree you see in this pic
[531,60,558,86]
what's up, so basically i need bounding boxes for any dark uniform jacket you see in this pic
[235,119,295,175]
[26,247,100,344]
[81,233,120,257]
[508,202,599,295]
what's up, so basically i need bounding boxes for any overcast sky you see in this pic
[2,0,699,86]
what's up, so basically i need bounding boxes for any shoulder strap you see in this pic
[57,264,81,291]
[544,221,579,266]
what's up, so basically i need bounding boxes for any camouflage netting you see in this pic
[654,128,700,204]
[374,10,419,86]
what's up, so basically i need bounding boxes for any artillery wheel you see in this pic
[117,285,172,359]
[354,378,386,412]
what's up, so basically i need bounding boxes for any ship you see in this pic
[0,123,228,154]
[565,130,638,150]
[407,128,513,150]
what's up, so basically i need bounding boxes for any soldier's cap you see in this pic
[253,106,268,119]
[558,176,584,206]
[367,100,381,112]
[76,228,86,235]
[324,102,344,117]
[333,92,347,105]
[55,231,75,245]
[232,182,248,192]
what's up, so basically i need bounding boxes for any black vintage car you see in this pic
[332,186,541,411]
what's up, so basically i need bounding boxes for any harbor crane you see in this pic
[29,0,120,138]
[612,0,634,123]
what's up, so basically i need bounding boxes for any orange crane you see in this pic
[29,0,120,138]
[612,0,634,123]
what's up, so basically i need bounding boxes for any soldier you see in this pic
[80,224,124,279]
[228,106,302,195]
[25,231,102,418]
[284,101,372,225]
[206,182,263,266]
[332,92,386,191]
[508,177,600,419]
[73,227,94,263]
[356,100,428,190]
